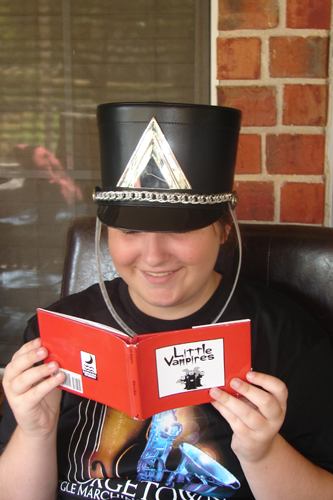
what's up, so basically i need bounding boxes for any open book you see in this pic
[38,308,251,420]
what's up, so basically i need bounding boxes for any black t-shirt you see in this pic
[1,277,333,500]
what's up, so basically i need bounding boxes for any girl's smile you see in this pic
[107,224,227,320]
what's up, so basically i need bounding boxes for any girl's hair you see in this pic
[217,210,234,243]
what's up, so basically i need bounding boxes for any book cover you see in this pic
[37,308,251,420]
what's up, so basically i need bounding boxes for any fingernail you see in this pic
[230,378,241,389]
[246,371,255,381]
[210,387,222,399]
[47,362,56,371]
[55,373,63,381]
[36,348,44,357]
[33,338,40,347]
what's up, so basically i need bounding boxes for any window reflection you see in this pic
[0,0,209,366]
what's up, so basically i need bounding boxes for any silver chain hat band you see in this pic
[93,189,238,207]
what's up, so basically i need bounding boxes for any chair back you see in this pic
[61,216,333,342]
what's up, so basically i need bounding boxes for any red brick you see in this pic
[217,86,277,126]
[286,0,331,29]
[235,134,261,174]
[283,84,328,126]
[266,134,325,175]
[217,38,261,80]
[270,37,329,78]
[280,182,325,224]
[219,0,279,30]
[234,181,274,221]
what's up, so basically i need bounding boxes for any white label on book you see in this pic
[155,338,225,398]
[59,369,83,394]
[80,351,98,380]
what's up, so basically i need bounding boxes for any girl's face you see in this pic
[107,223,226,320]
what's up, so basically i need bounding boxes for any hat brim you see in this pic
[97,204,227,232]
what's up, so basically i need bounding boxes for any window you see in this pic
[0,0,210,365]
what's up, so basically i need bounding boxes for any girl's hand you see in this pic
[210,372,288,464]
[2,338,66,439]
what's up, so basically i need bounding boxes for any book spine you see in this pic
[127,345,142,419]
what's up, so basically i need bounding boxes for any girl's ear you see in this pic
[212,220,232,246]
[219,221,232,245]
[222,224,232,244]
[215,209,234,245]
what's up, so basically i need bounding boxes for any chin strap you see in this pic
[95,217,136,338]
[95,204,242,337]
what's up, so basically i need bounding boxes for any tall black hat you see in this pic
[94,102,241,232]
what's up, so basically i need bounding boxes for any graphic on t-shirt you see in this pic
[155,339,225,398]
[62,400,242,500]
[137,409,240,496]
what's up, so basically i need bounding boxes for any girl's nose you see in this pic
[141,233,169,267]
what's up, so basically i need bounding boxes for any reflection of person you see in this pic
[1,103,333,500]
[12,144,82,204]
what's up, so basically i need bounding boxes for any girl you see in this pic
[1,103,333,500]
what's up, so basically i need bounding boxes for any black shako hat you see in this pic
[94,102,241,232]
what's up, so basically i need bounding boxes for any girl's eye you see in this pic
[121,230,137,235]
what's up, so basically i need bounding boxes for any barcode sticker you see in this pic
[59,369,83,394]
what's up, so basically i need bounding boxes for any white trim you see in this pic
[210,0,218,105]
[328,91,333,226]
[324,4,333,227]
[327,1,333,227]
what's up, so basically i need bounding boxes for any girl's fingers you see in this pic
[5,340,48,382]
[245,372,288,410]
[28,370,66,401]
[211,387,265,432]
[211,395,243,424]
[8,361,61,397]
[210,373,287,429]
[3,338,64,397]
[10,338,41,362]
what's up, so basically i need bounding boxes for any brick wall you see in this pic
[215,0,332,225]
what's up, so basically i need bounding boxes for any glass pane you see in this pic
[0,0,210,366]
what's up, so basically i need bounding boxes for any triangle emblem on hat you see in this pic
[117,117,192,190]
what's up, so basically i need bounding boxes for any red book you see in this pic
[38,308,251,420]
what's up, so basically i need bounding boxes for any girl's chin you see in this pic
[134,295,180,311]
[129,290,183,314]
[129,289,205,319]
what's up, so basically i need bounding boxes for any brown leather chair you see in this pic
[61,215,333,343]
